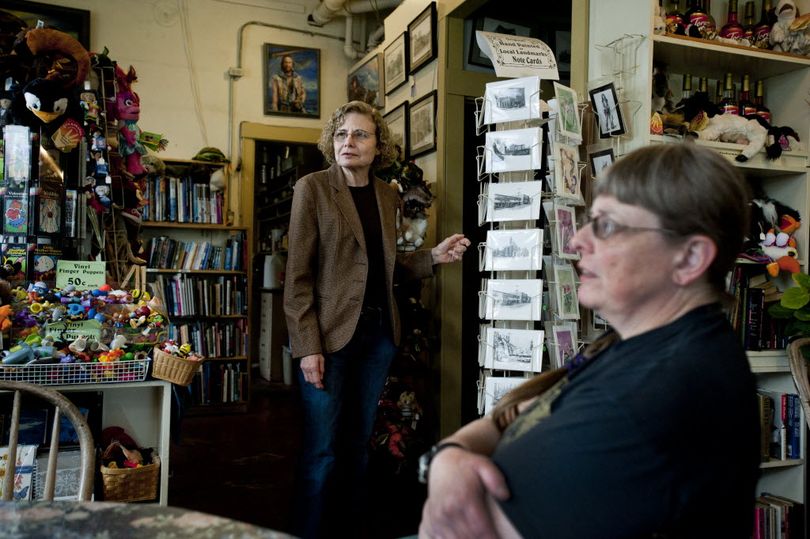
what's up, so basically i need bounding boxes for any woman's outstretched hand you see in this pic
[431,234,471,265]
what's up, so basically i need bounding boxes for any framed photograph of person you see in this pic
[408,2,437,75]
[484,327,544,372]
[589,82,626,138]
[589,147,615,180]
[468,17,533,68]
[485,181,543,223]
[263,44,320,118]
[483,76,541,125]
[484,127,542,174]
[384,32,409,95]
[553,82,582,141]
[408,90,437,158]
[483,376,526,415]
[553,262,580,320]
[483,228,543,272]
[2,1,90,48]
[553,142,583,204]
[545,322,578,369]
[553,204,580,260]
[383,101,409,160]
[348,53,384,108]
[483,279,543,321]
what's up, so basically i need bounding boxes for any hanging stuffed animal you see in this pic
[770,0,810,55]
[113,64,147,178]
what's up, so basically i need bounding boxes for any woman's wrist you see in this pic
[418,442,465,484]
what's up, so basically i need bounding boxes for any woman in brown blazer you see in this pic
[284,100,469,538]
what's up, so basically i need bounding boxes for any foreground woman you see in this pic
[419,143,759,538]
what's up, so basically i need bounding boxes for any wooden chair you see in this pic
[0,381,95,501]
[787,337,810,429]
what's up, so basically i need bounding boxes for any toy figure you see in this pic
[770,0,810,55]
[79,89,100,124]
[113,64,147,177]
[0,89,12,130]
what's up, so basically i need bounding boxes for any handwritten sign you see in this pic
[475,32,559,79]
[56,260,106,290]
[44,320,102,343]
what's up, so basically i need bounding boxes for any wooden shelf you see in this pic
[258,211,291,224]
[653,34,810,80]
[146,268,247,275]
[141,222,247,231]
[162,158,230,166]
[169,314,247,319]
[205,355,249,361]
[760,458,805,470]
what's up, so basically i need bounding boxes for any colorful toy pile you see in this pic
[0,281,167,384]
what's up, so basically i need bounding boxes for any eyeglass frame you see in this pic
[333,129,375,142]
[584,213,678,241]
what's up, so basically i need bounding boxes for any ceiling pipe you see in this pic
[366,23,385,49]
[344,15,361,59]
[307,0,402,27]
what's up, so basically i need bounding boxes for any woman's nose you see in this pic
[570,222,592,253]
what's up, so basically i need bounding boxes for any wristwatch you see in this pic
[417,442,464,484]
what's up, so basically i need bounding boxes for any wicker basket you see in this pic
[151,347,203,386]
[100,455,160,502]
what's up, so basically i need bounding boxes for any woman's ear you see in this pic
[672,235,717,286]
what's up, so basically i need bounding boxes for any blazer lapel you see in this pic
[329,164,366,252]
[375,178,397,274]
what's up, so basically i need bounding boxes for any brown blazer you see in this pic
[283,164,434,359]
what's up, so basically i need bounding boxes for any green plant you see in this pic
[768,273,810,336]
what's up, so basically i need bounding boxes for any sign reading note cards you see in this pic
[56,260,106,290]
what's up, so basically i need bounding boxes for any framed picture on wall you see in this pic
[348,53,384,108]
[468,17,533,68]
[383,101,409,160]
[384,32,409,95]
[263,44,320,118]
[408,90,437,158]
[408,3,437,75]
[1,1,90,48]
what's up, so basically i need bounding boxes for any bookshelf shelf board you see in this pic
[206,355,249,361]
[163,158,230,166]
[146,269,247,275]
[141,222,248,231]
[652,34,810,80]
[760,458,805,470]
[169,314,248,320]
[747,351,789,373]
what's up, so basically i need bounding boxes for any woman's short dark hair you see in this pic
[596,142,751,296]
[318,100,398,171]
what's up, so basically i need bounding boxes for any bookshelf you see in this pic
[589,1,810,527]
[141,157,250,412]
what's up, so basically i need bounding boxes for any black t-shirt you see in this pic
[492,304,760,538]
[349,183,387,313]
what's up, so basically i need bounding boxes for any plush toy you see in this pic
[747,197,802,276]
[399,215,428,248]
[672,92,800,161]
[113,64,147,178]
[770,0,810,55]
[761,228,801,276]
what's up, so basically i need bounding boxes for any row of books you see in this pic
[188,362,248,405]
[754,493,804,539]
[151,273,247,318]
[756,391,802,462]
[167,319,248,359]
[142,174,224,224]
[728,265,787,351]
[146,235,246,272]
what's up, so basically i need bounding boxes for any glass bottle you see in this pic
[742,1,755,42]
[666,0,687,35]
[752,0,773,49]
[755,80,771,123]
[685,0,711,37]
[720,72,739,115]
[698,76,709,95]
[739,74,756,116]
[720,0,745,41]
[681,73,693,101]
[715,77,724,106]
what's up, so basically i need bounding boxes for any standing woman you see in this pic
[284,100,469,538]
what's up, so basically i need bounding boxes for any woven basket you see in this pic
[100,455,160,502]
[151,347,203,386]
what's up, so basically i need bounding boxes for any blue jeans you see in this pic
[294,316,396,538]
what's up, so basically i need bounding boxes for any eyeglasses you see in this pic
[585,214,676,240]
[333,129,374,142]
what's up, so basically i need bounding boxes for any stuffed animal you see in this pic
[113,65,147,178]
[747,197,802,276]
[770,0,810,55]
[399,215,428,248]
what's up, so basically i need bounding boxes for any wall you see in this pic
[41,0,355,162]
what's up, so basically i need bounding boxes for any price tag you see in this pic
[44,320,102,343]
[56,260,106,290]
